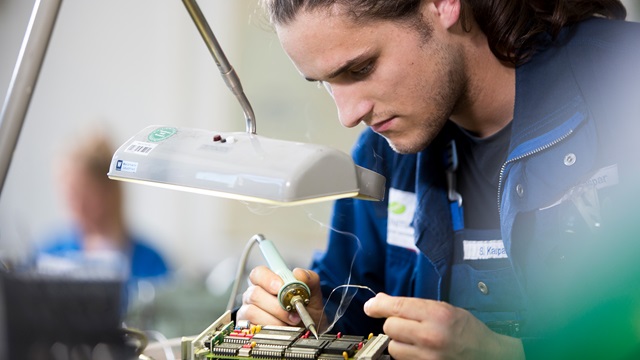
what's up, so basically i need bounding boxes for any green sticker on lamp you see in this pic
[148,127,177,142]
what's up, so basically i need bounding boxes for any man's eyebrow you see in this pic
[304,53,371,82]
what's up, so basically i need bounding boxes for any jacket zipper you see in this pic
[497,129,575,215]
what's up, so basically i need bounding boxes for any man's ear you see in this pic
[431,0,461,30]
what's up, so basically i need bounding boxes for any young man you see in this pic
[239,0,640,358]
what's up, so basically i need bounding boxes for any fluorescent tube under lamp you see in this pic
[108,0,385,206]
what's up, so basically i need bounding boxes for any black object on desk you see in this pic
[0,271,136,360]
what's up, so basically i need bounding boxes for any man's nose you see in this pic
[329,83,373,128]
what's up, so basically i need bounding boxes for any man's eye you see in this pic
[351,62,374,77]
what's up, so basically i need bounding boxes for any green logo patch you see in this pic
[389,201,406,215]
[147,127,177,142]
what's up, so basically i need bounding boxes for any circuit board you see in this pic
[182,311,390,360]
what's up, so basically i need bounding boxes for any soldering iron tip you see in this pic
[308,324,319,339]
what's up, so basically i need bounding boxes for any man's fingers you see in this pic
[364,293,419,318]
[238,266,300,325]
[292,268,320,287]
[383,316,447,349]
[242,283,281,310]
[241,284,299,325]
[381,316,421,344]
[249,265,283,295]
[365,293,463,353]
[237,303,288,327]
[243,266,323,327]
[292,268,321,299]
[387,338,437,360]
[364,293,450,322]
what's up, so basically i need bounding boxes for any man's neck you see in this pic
[450,32,516,138]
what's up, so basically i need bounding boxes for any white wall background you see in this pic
[0,0,359,279]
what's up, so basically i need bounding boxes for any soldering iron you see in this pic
[254,234,319,339]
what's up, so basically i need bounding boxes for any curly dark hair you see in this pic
[260,0,627,64]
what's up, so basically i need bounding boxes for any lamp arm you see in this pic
[181,0,257,135]
[0,0,63,197]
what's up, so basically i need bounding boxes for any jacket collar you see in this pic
[510,26,589,156]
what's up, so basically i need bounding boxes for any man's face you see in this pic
[277,4,466,154]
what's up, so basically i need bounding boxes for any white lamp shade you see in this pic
[108,125,385,206]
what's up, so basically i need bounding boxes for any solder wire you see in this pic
[304,212,375,334]
[320,284,378,334]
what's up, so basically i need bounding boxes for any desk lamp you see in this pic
[106,0,386,206]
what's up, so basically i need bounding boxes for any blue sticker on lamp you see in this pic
[115,160,138,173]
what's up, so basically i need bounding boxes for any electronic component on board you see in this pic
[182,311,390,360]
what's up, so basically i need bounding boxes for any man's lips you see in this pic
[370,117,395,133]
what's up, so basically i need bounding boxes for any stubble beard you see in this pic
[386,42,467,155]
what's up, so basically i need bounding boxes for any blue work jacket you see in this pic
[37,226,169,283]
[312,18,640,356]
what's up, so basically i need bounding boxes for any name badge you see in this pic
[581,164,619,189]
[541,164,619,210]
[463,240,508,260]
[387,188,419,252]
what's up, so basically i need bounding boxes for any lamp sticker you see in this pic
[115,160,138,173]
[125,141,157,156]
[147,127,177,142]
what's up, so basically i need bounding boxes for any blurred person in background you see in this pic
[35,132,169,284]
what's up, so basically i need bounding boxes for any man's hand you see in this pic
[237,266,326,329]
[364,293,525,360]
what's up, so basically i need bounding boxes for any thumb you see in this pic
[292,268,320,288]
